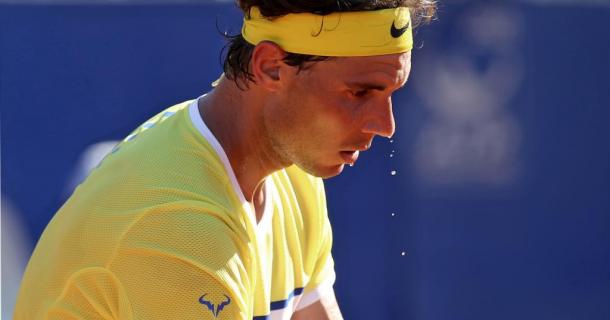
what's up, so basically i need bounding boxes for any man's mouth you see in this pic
[340,150,360,165]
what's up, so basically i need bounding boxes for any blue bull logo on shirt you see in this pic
[199,294,231,318]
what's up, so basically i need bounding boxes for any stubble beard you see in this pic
[266,123,334,178]
[262,100,341,179]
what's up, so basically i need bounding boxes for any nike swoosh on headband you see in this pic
[390,20,410,38]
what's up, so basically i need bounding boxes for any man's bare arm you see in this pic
[291,290,343,320]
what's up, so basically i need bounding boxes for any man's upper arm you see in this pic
[291,289,343,320]
[46,210,252,320]
[45,265,245,320]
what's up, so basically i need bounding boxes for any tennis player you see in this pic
[15,1,435,319]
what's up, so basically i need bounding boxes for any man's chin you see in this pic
[298,163,345,179]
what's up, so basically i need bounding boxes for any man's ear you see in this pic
[250,41,287,91]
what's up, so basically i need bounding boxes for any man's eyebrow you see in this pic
[345,81,387,91]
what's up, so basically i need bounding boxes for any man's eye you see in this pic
[352,90,369,98]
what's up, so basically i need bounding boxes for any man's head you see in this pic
[221,0,436,178]
[224,0,436,87]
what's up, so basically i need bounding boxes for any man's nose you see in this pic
[361,97,395,138]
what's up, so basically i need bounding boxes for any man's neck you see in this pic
[197,79,289,220]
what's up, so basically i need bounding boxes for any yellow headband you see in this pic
[242,6,413,57]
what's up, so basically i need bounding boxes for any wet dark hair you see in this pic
[222,0,437,89]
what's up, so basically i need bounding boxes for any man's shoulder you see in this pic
[80,99,235,202]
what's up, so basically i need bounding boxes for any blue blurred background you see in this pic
[1,1,609,319]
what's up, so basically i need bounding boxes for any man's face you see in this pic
[263,51,412,178]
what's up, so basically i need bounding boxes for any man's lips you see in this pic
[339,142,371,165]
[340,150,360,165]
